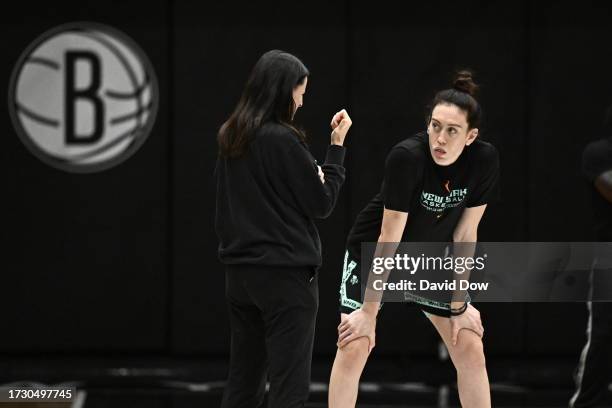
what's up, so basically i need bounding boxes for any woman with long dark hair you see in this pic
[328,71,499,407]
[215,50,352,408]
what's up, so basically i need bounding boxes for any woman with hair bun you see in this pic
[329,71,500,407]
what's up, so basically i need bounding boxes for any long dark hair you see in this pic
[218,50,309,158]
[428,70,482,129]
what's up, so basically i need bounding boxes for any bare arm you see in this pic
[361,208,408,316]
[450,205,487,309]
[453,205,486,242]
[337,208,407,349]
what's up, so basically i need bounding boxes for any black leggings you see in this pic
[221,264,318,408]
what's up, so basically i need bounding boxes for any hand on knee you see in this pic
[453,333,486,372]
[337,309,377,351]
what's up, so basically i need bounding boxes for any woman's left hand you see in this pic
[450,304,484,346]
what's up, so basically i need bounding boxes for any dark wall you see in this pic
[2,1,171,352]
[2,1,609,361]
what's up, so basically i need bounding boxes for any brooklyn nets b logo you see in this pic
[8,23,159,173]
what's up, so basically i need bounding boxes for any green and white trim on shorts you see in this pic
[339,249,472,317]
[404,291,472,312]
[340,250,362,311]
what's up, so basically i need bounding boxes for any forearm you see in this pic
[451,231,477,308]
[361,232,403,316]
[286,143,346,219]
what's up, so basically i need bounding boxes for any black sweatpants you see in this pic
[221,264,319,408]
[570,301,612,407]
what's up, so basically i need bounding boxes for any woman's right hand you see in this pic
[337,308,376,352]
[330,109,352,146]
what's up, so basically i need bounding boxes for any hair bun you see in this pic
[453,70,479,96]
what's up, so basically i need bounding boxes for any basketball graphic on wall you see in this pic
[8,22,159,173]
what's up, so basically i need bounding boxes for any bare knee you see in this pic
[450,333,486,372]
[335,337,370,372]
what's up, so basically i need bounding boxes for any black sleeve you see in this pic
[466,145,500,208]
[281,141,346,219]
[582,139,612,183]
[381,147,422,213]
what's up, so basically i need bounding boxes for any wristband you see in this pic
[450,302,468,316]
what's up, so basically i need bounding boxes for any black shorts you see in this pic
[338,249,471,318]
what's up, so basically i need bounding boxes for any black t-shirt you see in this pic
[582,137,612,241]
[347,132,500,255]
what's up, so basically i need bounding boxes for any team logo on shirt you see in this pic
[420,180,467,213]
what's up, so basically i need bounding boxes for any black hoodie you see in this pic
[215,122,346,269]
